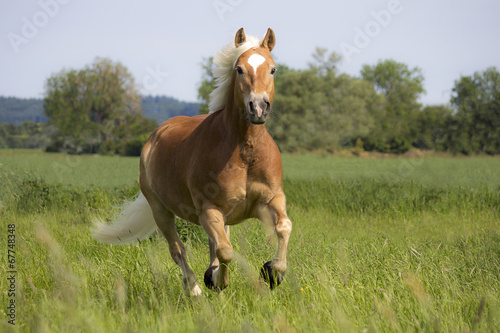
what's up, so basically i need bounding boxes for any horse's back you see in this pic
[144,115,207,155]
[157,115,207,140]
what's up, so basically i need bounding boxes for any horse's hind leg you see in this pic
[147,196,202,296]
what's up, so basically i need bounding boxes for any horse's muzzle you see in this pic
[247,95,270,124]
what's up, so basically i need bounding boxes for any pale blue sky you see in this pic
[1,0,499,106]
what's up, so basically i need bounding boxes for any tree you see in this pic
[197,57,215,114]
[44,68,96,141]
[447,67,500,154]
[86,58,142,134]
[308,47,341,77]
[412,105,452,151]
[269,50,382,152]
[44,57,153,154]
[361,59,424,113]
[361,59,425,153]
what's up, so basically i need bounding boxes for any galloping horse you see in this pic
[93,28,292,296]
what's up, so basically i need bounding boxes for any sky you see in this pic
[1,0,499,106]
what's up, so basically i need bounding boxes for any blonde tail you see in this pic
[92,192,157,244]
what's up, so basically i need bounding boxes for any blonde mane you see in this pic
[208,34,262,113]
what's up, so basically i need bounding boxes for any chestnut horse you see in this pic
[93,28,292,296]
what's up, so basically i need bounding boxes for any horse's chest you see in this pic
[218,169,273,222]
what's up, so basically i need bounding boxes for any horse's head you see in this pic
[233,28,276,125]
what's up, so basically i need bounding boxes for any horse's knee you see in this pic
[216,243,233,264]
[276,217,292,237]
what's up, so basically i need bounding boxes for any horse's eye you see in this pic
[270,67,277,75]
[236,66,244,75]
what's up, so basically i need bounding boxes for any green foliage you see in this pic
[412,105,452,150]
[446,67,500,154]
[0,151,499,331]
[98,114,157,156]
[361,59,425,153]
[197,57,215,114]
[44,68,98,140]
[123,133,150,157]
[0,121,56,149]
[269,50,382,152]
[43,58,153,155]
[361,59,425,113]
[308,47,342,76]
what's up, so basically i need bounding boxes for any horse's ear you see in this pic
[235,28,246,47]
[261,28,275,52]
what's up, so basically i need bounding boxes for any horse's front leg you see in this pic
[200,207,233,291]
[257,192,292,289]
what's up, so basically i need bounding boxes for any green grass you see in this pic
[2,149,499,188]
[1,150,499,332]
[0,149,140,188]
[281,153,500,188]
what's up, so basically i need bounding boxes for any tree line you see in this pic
[200,48,499,155]
[1,53,498,156]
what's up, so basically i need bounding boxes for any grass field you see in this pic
[1,149,499,332]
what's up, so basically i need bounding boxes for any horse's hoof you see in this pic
[204,265,219,291]
[188,284,203,297]
[260,261,284,290]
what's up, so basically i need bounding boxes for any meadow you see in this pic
[1,149,499,332]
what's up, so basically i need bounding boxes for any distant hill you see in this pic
[141,95,199,124]
[0,97,47,125]
[0,95,200,125]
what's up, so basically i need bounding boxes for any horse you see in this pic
[92,28,292,296]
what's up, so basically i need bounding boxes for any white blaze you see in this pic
[247,54,266,74]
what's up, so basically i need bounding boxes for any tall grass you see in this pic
[0,151,499,332]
